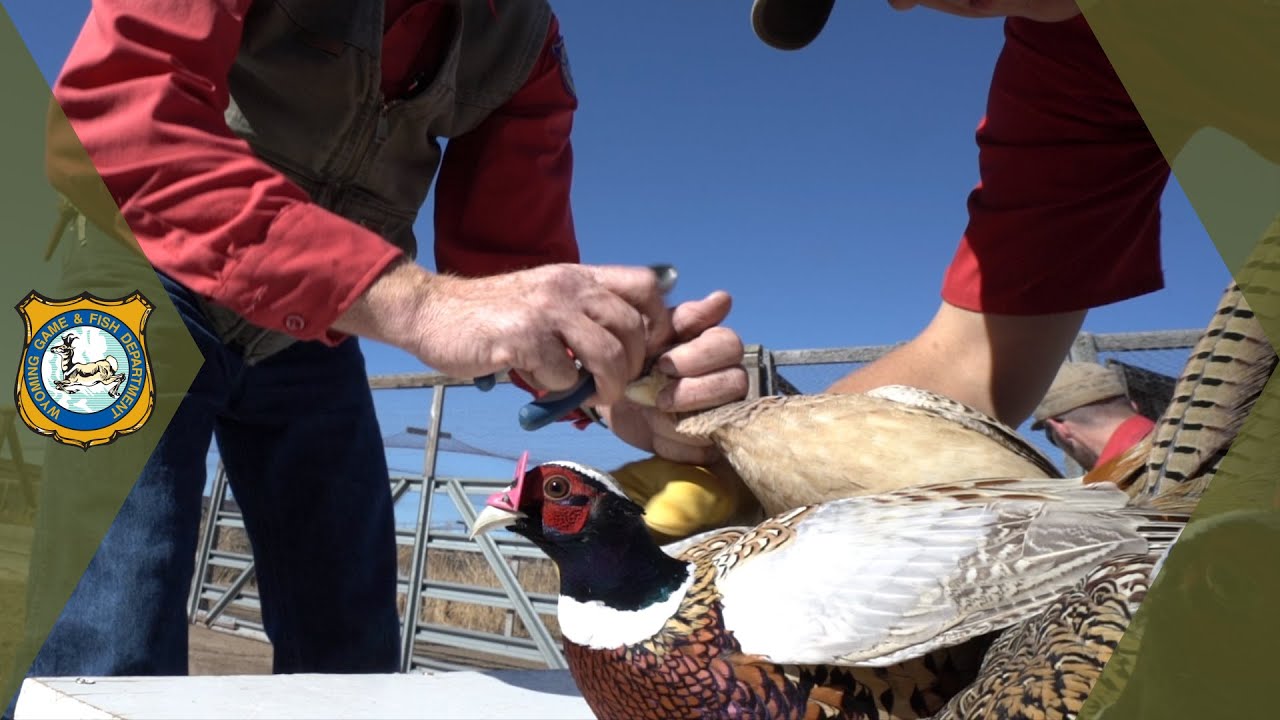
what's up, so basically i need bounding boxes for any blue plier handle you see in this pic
[474,264,679,431]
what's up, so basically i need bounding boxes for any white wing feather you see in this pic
[714,481,1153,667]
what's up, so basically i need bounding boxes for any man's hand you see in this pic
[331,258,674,406]
[599,291,749,464]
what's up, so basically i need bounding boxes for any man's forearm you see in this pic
[825,338,1000,417]
[330,257,441,357]
[825,301,1085,427]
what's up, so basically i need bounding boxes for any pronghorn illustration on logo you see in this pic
[14,290,156,450]
[47,333,127,397]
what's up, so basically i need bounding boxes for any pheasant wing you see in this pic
[660,526,748,561]
[711,479,1164,668]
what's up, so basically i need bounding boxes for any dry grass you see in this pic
[412,545,563,640]
[196,511,565,668]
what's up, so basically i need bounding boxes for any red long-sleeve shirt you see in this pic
[49,0,579,345]
[941,15,1170,315]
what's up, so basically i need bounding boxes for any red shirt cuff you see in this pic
[215,201,406,344]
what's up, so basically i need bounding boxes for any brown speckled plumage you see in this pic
[933,281,1276,720]
[566,523,991,720]
[931,554,1155,720]
[1127,282,1277,510]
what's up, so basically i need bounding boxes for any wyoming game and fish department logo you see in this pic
[14,291,156,450]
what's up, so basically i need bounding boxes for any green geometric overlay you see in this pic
[1078,2,1280,717]
[0,2,204,708]
[4,1,1278,716]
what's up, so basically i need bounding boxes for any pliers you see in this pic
[475,264,679,431]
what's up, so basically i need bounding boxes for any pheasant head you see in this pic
[471,457,694,637]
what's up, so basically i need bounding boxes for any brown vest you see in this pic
[204,0,553,363]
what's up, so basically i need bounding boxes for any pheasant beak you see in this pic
[469,450,531,539]
[470,504,522,539]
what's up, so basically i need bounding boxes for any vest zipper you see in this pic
[376,99,397,145]
[319,96,399,208]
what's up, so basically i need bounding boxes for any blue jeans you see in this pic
[6,273,401,717]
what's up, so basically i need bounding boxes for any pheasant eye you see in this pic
[543,475,571,500]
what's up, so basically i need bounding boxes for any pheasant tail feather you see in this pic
[1128,281,1277,507]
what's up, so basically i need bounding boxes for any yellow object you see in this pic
[608,457,761,541]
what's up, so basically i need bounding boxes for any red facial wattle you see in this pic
[542,493,590,536]
[485,450,530,514]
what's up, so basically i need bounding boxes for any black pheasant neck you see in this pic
[545,505,690,612]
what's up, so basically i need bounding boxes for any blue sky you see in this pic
[6,2,1233,527]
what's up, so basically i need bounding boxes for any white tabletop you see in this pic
[15,670,597,719]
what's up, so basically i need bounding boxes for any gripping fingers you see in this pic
[583,292,648,382]
[558,315,630,404]
[652,436,721,466]
[653,365,750,413]
[656,325,745,379]
[646,408,719,465]
[520,330,584,394]
[669,291,733,342]
[587,265,675,353]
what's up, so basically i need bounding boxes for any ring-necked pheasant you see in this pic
[622,381,1064,518]
[470,457,1186,720]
